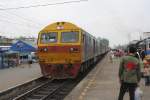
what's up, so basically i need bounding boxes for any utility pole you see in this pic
[127,33,131,43]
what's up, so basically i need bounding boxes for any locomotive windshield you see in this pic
[40,32,58,43]
[61,32,79,42]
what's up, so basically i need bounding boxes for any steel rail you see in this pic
[13,79,54,100]
[0,76,49,100]
[40,81,68,100]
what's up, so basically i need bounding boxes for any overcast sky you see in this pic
[0,0,150,47]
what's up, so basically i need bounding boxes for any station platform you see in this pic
[0,63,42,92]
[65,54,150,100]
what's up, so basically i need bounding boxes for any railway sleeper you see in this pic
[27,95,43,99]
[36,91,50,95]
[26,97,41,100]
[32,94,47,97]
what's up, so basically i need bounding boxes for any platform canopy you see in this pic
[10,40,36,53]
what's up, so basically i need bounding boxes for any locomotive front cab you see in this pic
[37,22,82,78]
[38,30,82,64]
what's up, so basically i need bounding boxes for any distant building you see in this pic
[10,40,37,63]
[15,37,37,43]
[0,36,13,68]
[0,46,11,51]
[0,36,37,68]
[0,48,10,69]
[0,36,13,46]
[143,32,150,39]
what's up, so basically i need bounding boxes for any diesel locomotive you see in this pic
[37,22,109,79]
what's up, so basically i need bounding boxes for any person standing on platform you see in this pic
[143,60,150,86]
[109,50,114,63]
[140,48,145,61]
[118,46,141,100]
[28,54,32,67]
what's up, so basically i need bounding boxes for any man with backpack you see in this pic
[118,46,141,100]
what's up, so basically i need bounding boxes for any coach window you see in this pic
[82,34,85,42]
[41,32,58,43]
[61,32,79,42]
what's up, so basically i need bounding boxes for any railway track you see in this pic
[0,73,87,100]
[13,79,67,100]
[0,54,106,100]
[10,72,89,100]
[0,77,49,100]
[13,79,82,100]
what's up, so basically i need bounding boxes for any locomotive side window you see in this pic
[41,32,58,43]
[61,32,79,42]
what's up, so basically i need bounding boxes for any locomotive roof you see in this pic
[40,22,81,31]
[39,21,108,43]
[40,21,96,38]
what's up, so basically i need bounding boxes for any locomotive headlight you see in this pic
[43,48,48,52]
[57,26,64,30]
[70,48,74,51]
[70,48,79,52]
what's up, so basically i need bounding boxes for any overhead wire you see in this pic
[0,2,42,27]
[0,12,40,36]
[0,11,41,29]
[0,19,32,36]
[0,2,42,34]
[0,0,88,27]
[0,18,38,31]
[0,0,88,37]
[17,0,56,5]
[0,11,42,28]
[0,0,88,10]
